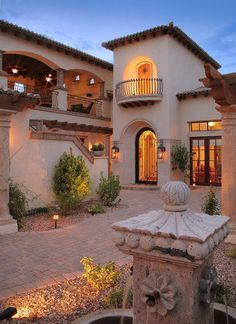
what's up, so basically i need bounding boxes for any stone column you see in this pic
[53,68,68,111]
[0,50,9,89]
[0,109,17,234]
[217,105,236,225]
[98,81,105,99]
[112,181,229,324]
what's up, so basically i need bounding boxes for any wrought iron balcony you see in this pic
[115,78,163,107]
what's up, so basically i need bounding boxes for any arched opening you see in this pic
[3,53,58,107]
[135,128,157,184]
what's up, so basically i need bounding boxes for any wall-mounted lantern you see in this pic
[112,144,120,159]
[157,140,166,159]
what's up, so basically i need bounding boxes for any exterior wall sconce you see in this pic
[157,140,166,159]
[112,144,120,159]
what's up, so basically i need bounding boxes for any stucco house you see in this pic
[0,20,229,210]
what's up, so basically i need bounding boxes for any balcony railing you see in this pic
[116,78,163,106]
[68,95,103,116]
[8,81,53,107]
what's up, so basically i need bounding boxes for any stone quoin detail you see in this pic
[112,181,229,261]
[140,273,177,316]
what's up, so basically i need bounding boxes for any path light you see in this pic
[157,140,166,159]
[52,214,59,229]
[112,144,120,159]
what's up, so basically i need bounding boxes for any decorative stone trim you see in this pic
[30,131,94,163]
[140,273,177,316]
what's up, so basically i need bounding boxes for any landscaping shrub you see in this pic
[91,143,105,152]
[53,152,90,211]
[227,247,236,259]
[103,286,133,309]
[171,144,190,181]
[9,181,27,228]
[87,203,105,215]
[80,257,121,290]
[201,186,220,215]
[96,173,121,206]
[214,283,232,305]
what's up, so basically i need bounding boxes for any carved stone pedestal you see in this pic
[112,181,229,324]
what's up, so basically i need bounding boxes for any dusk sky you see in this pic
[0,0,235,73]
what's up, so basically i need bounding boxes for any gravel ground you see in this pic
[0,243,235,323]
[20,211,90,232]
[0,276,102,323]
[214,243,236,307]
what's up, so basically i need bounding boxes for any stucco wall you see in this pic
[179,95,222,145]
[9,109,109,208]
[111,34,219,185]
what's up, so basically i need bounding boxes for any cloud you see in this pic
[203,23,236,73]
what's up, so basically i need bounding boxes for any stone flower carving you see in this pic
[141,273,177,316]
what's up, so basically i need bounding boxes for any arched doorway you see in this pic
[136,128,157,184]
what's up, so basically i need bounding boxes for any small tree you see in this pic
[201,186,220,215]
[171,144,190,182]
[53,152,90,211]
[97,173,121,207]
[9,181,27,229]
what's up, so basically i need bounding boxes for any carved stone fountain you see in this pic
[112,181,229,324]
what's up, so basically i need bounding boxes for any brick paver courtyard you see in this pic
[0,187,214,300]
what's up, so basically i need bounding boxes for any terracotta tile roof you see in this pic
[176,86,211,100]
[102,23,220,69]
[0,20,113,71]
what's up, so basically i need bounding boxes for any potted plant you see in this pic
[91,143,105,156]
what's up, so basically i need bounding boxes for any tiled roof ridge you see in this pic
[102,23,220,69]
[176,86,211,99]
[0,20,113,71]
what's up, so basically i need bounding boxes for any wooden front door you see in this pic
[137,63,152,94]
[190,137,222,186]
[136,128,157,184]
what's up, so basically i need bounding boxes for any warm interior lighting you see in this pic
[208,121,215,127]
[112,145,120,159]
[12,67,19,75]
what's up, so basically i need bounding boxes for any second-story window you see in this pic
[14,82,25,93]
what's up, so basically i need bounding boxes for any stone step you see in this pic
[121,184,159,191]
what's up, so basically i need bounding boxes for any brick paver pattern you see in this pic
[0,187,214,300]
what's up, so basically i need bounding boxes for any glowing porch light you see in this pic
[112,144,120,159]
[157,140,166,159]
[45,74,52,82]
[12,68,18,75]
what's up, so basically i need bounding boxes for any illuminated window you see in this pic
[75,74,80,81]
[190,121,221,132]
[14,82,25,93]
[88,78,95,85]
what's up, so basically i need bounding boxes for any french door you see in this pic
[190,137,221,186]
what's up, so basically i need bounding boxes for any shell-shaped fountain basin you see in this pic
[112,181,230,260]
